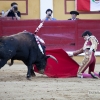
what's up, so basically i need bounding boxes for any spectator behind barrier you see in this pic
[42,9,56,21]
[3,2,21,20]
[68,11,79,20]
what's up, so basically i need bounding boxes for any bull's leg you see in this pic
[31,66,36,77]
[26,65,31,79]
[24,49,36,79]
[0,59,7,69]
[8,59,14,66]
[26,65,36,79]
[23,60,33,79]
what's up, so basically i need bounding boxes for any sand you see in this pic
[0,64,100,100]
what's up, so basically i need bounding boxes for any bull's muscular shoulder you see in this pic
[14,32,36,46]
[16,32,34,38]
[0,32,35,44]
[14,32,35,41]
[0,36,10,42]
[7,32,34,40]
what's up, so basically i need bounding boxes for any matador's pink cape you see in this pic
[34,49,79,78]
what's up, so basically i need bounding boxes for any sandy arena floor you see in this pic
[0,63,100,100]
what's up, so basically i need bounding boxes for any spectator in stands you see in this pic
[68,11,79,20]
[42,9,56,21]
[3,2,21,20]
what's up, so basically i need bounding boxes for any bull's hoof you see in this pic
[26,75,31,80]
[39,69,44,74]
[31,73,36,77]
[8,63,12,66]
[31,70,36,77]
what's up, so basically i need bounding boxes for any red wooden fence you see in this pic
[0,19,100,51]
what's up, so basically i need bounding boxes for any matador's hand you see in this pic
[68,53,73,57]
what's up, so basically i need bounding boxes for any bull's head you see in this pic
[35,54,58,74]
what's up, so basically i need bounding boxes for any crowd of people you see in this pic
[1,2,80,21]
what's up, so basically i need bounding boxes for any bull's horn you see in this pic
[46,55,58,63]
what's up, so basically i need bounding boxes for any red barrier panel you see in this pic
[0,20,2,36]
[77,20,100,51]
[39,21,77,51]
[0,19,100,51]
[1,19,40,36]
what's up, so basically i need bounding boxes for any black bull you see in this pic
[0,32,57,79]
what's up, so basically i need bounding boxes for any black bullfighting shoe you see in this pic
[99,72,100,77]
[90,72,99,79]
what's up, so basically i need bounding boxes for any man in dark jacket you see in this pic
[68,11,79,20]
[3,2,21,20]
